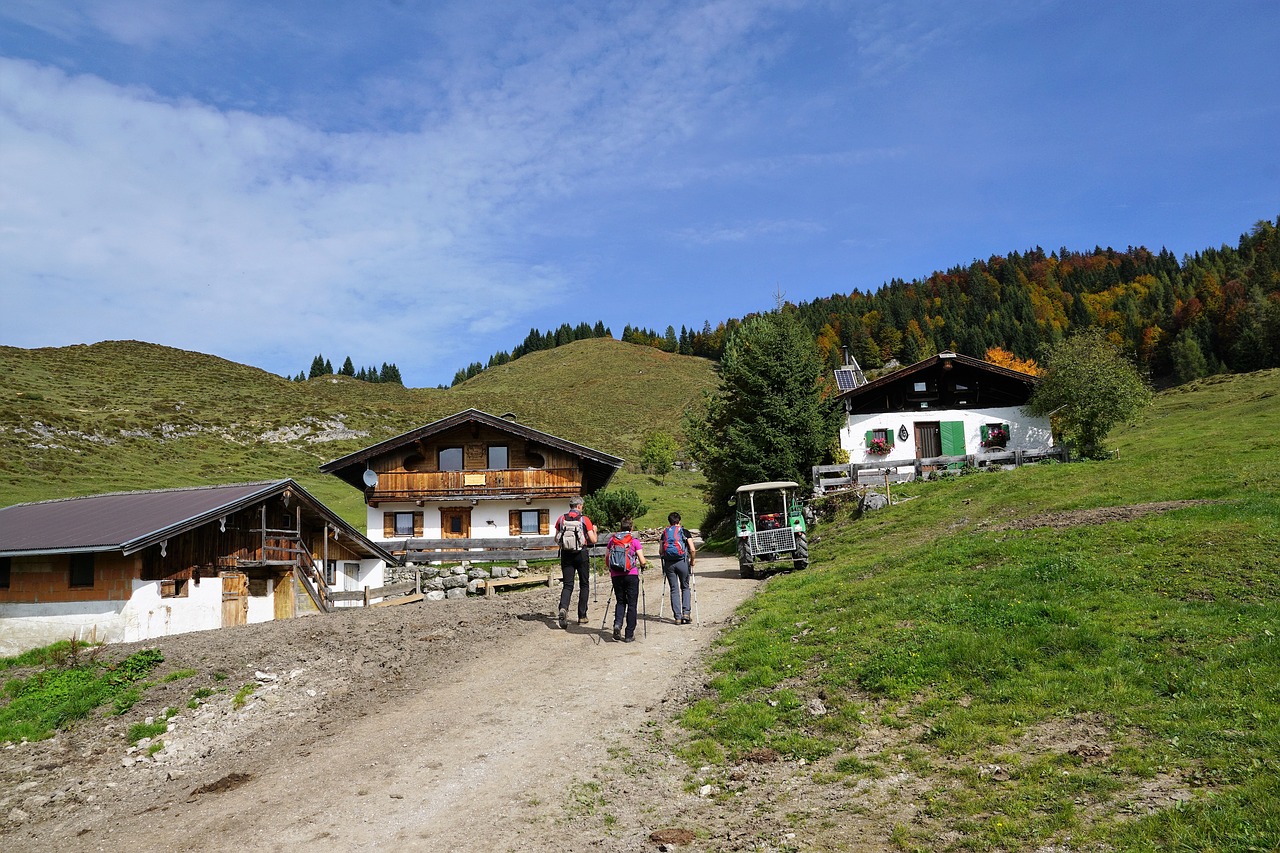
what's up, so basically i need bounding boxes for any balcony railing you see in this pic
[370,467,581,500]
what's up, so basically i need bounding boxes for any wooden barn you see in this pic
[0,480,395,655]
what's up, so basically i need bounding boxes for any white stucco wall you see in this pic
[367,499,571,542]
[841,406,1053,464]
[328,558,387,607]
[0,577,226,656]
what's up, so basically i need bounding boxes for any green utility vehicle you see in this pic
[733,481,810,578]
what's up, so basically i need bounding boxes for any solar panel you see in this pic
[834,368,862,391]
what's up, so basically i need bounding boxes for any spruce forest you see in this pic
[453,216,1280,387]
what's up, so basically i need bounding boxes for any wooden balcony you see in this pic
[369,467,582,502]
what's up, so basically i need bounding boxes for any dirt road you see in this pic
[2,555,759,853]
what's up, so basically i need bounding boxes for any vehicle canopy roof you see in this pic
[735,481,800,494]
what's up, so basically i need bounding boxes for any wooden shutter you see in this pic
[412,512,424,537]
[865,430,874,448]
[383,513,395,537]
[509,510,521,535]
[980,424,989,442]
[538,509,550,535]
[940,421,966,455]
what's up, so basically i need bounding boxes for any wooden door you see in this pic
[914,422,941,472]
[221,571,248,627]
[440,507,472,539]
[273,572,295,620]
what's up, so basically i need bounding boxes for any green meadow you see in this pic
[681,368,1280,851]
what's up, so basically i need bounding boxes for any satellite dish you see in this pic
[362,469,379,488]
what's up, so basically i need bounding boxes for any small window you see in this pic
[70,553,94,588]
[982,423,1010,447]
[438,446,463,471]
[325,560,337,586]
[0,556,10,589]
[913,381,928,393]
[394,512,416,536]
[447,514,464,535]
[519,510,540,534]
[160,578,189,598]
[488,444,508,470]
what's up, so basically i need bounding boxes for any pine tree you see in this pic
[340,357,355,376]
[686,311,843,530]
[308,354,326,379]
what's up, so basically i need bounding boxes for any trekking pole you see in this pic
[640,557,648,639]
[690,559,699,625]
[600,566,615,633]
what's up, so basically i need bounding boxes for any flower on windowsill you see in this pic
[981,427,1008,449]
[867,437,892,455]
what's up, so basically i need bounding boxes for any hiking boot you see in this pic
[613,624,622,641]
[558,609,568,629]
[577,615,589,624]
[623,635,635,643]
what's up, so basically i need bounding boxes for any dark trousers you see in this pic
[611,573,640,638]
[558,549,590,618]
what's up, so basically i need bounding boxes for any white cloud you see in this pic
[0,3,815,384]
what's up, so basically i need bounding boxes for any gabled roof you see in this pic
[319,409,624,494]
[837,351,1038,412]
[0,480,394,562]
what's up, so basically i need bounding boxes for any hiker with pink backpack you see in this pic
[659,511,697,624]
[605,517,648,642]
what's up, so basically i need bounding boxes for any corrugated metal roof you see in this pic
[0,481,285,556]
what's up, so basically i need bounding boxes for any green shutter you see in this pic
[940,421,966,456]
[865,430,874,448]
[980,424,989,442]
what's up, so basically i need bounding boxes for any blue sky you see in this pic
[1,1,1277,388]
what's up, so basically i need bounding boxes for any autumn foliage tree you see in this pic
[984,346,1041,376]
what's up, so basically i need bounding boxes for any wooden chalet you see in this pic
[823,351,1058,485]
[0,480,395,655]
[319,409,623,560]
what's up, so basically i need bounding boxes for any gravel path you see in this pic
[2,554,756,853]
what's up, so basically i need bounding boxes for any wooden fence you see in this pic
[329,580,422,608]
[813,446,1069,495]
[392,535,561,564]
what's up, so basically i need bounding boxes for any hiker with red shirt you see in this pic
[554,496,598,628]
[606,517,647,642]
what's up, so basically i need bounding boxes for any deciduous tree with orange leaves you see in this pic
[984,346,1041,376]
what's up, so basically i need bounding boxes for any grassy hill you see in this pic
[0,338,717,526]
[665,367,1280,850]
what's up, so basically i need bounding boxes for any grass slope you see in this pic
[682,368,1280,851]
[0,338,716,526]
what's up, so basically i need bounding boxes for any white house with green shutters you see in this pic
[835,351,1053,468]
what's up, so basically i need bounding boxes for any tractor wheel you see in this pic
[792,532,809,571]
[738,543,756,578]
